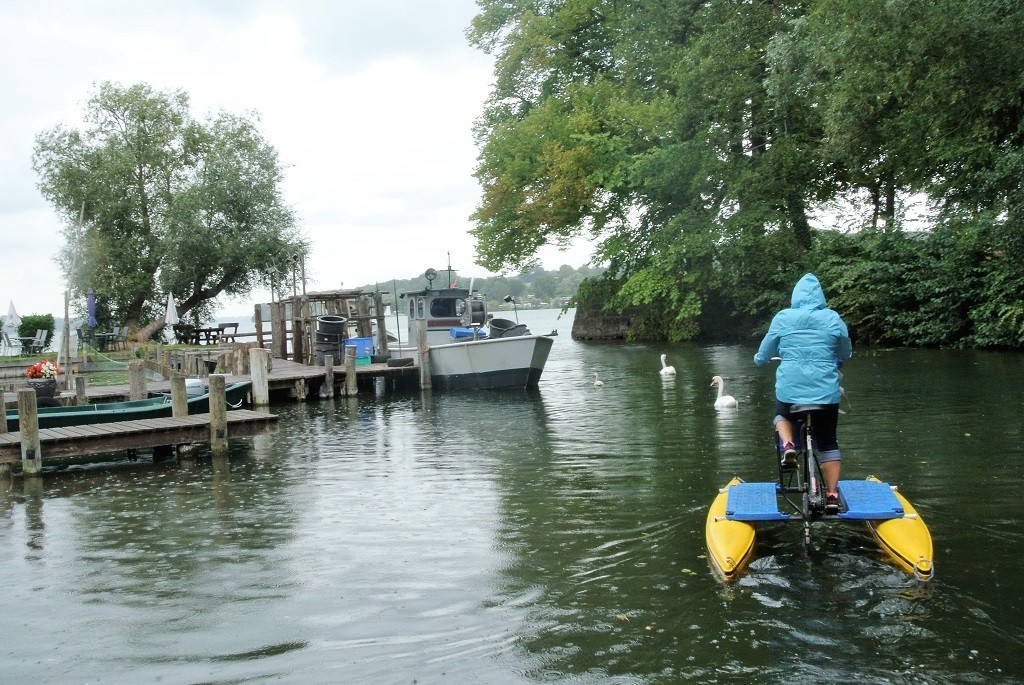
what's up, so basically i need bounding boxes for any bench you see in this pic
[217,322,240,343]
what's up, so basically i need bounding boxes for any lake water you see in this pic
[2,308,1022,684]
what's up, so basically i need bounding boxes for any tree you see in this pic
[468,0,1024,344]
[33,82,306,339]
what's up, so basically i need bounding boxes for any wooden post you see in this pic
[374,292,389,356]
[272,302,286,359]
[254,303,265,349]
[209,373,228,457]
[355,296,370,338]
[300,296,312,364]
[417,319,432,390]
[249,347,270,407]
[345,346,358,396]
[18,388,42,476]
[75,376,86,405]
[323,354,335,398]
[292,317,304,364]
[128,361,147,400]
[170,373,188,417]
[0,389,6,434]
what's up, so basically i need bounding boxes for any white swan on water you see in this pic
[659,354,676,377]
[593,371,604,387]
[710,375,738,408]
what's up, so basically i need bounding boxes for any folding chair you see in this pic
[2,331,21,355]
[28,329,47,354]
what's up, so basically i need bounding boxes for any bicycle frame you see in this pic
[776,406,830,544]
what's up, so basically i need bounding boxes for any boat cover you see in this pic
[725,482,790,521]
[836,480,904,520]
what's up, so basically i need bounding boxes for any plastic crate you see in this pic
[344,336,373,357]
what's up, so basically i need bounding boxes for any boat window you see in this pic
[430,297,466,318]
[416,297,425,320]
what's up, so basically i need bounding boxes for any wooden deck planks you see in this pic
[0,410,277,463]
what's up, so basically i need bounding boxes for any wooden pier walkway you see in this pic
[80,358,418,403]
[0,410,277,464]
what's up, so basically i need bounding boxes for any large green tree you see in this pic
[468,0,1024,344]
[33,82,306,339]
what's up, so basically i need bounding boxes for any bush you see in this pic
[17,314,56,348]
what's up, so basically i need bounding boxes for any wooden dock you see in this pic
[77,358,418,404]
[0,410,277,465]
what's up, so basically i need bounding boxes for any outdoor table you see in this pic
[193,327,221,344]
[93,333,117,351]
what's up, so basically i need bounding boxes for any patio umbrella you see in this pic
[5,300,20,329]
[86,288,98,328]
[164,293,179,326]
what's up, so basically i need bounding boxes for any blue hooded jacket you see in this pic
[754,273,853,404]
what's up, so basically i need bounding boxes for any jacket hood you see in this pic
[790,273,826,310]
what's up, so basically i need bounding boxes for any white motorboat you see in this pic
[396,269,553,390]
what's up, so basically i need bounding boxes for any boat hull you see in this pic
[705,477,757,582]
[5,381,252,431]
[427,334,553,390]
[865,476,934,580]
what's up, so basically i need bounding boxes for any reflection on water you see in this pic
[1,309,1022,683]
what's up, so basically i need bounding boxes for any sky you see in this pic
[0,0,591,321]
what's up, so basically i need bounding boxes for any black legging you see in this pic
[775,401,841,459]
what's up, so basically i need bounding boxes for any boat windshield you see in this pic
[430,297,466,318]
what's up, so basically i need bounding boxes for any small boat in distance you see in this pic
[395,268,554,390]
[5,380,252,432]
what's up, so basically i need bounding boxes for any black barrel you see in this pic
[314,315,347,364]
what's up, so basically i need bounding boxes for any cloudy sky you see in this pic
[0,1,589,321]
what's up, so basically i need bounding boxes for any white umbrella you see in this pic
[5,300,20,329]
[164,293,179,325]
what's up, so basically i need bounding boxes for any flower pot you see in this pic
[27,378,58,399]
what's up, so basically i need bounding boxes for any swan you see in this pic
[593,371,604,388]
[659,354,676,377]
[710,375,738,408]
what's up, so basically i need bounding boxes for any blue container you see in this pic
[344,336,374,357]
[449,327,488,340]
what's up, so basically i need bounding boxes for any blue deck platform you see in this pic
[725,479,905,522]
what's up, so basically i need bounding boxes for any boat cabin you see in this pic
[402,285,488,349]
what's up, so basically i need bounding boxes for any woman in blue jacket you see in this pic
[754,273,853,510]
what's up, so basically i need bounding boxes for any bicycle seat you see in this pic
[789,403,828,413]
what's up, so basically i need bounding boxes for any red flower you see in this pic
[26,360,61,379]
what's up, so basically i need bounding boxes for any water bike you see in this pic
[705,404,934,582]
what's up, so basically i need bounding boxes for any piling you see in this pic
[417,319,432,390]
[0,389,6,434]
[323,354,335,398]
[345,347,358,396]
[128,361,147,400]
[17,388,41,476]
[209,374,228,456]
[249,348,270,407]
[170,374,188,417]
[374,292,389,356]
[75,376,86,405]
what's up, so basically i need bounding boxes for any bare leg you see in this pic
[776,419,795,446]
[821,460,840,495]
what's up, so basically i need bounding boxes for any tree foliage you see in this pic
[33,82,307,338]
[468,0,1024,347]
